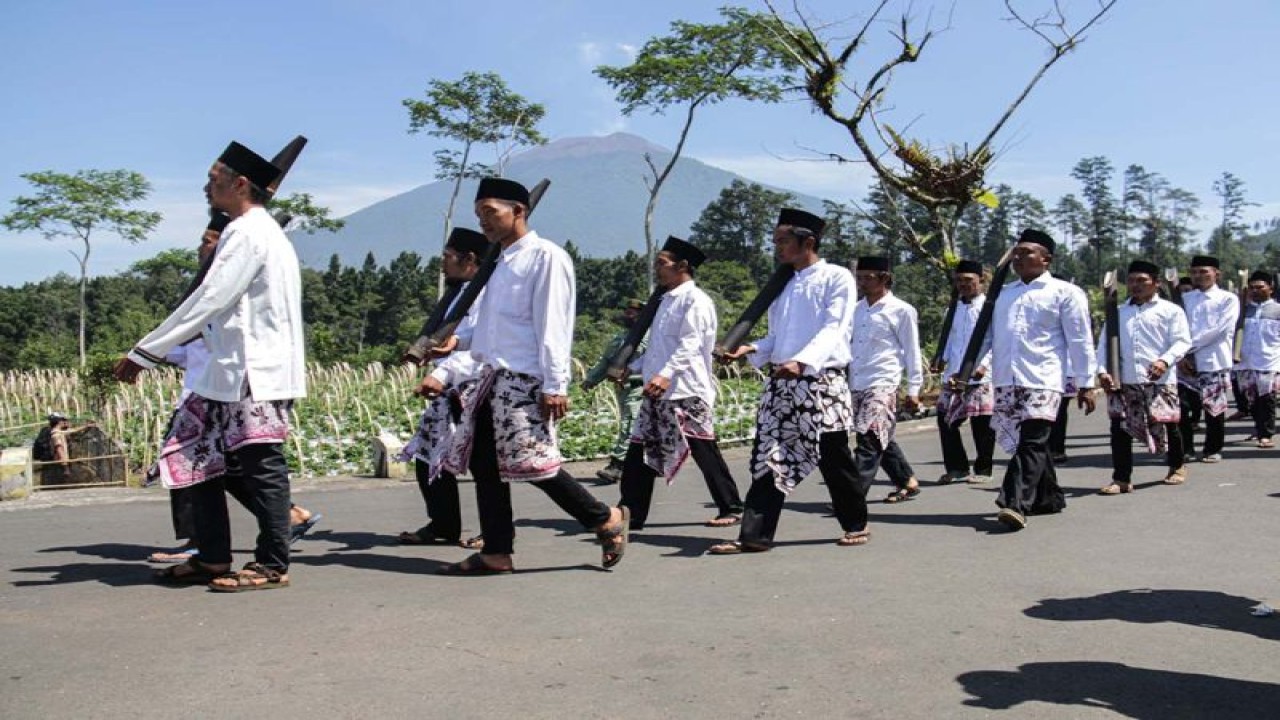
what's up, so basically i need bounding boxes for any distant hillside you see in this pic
[291,132,826,268]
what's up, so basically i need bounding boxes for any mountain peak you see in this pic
[510,132,671,165]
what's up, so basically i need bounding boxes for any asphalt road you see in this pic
[2,408,1278,719]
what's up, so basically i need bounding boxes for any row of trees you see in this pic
[4,159,1277,375]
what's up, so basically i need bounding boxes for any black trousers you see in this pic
[1110,418,1184,483]
[739,431,870,546]
[1180,383,1227,456]
[1252,392,1276,439]
[1233,374,1251,415]
[190,442,292,571]
[618,437,743,529]
[413,460,462,542]
[470,401,611,556]
[938,413,995,477]
[1048,401,1070,456]
[878,440,916,487]
[169,472,253,542]
[997,419,1065,516]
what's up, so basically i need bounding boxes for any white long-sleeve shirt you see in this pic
[463,231,575,395]
[429,280,483,385]
[1240,299,1280,372]
[849,292,924,395]
[1095,296,1191,386]
[940,293,991,384]
[629,280,717,405]
[1183,285,1239,372]
[750,260,855,374]
[981,272,1096,392]
[164,339,212,404]
[129,206,306,403]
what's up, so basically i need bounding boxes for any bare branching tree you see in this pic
[763,0,1118,271]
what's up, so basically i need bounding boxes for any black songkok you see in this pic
[217,141,282,190]
[776,207,825,237]
[445,227,492,257]
[1179,277,1192,286]
[206,211,231,234]
[1249,270,1274,286]
[475,177,529,206]
[661,235,707,268]
[858,256,892,273]
[955,259,983,276]
[1190,255,1220,268]
[1017,228,1056,254]
[1127,260,1160,278]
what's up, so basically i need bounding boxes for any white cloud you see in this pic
[577,41,604,66]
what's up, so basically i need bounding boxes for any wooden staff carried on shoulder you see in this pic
[713,264,796,359]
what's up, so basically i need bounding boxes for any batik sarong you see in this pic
[750,368,854,495]
[396,378,478,482]
[1197,370,1231,417]
[1107,383,1181,453]
[1237,369,1280,405]
[850,385,899,449]
[630,395,715,483]
[992,386,1063,454]
[152,390,292,490]
[444,367,562,482]
[939,382,995,428]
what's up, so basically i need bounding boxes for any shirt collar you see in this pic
[665,279,695,298]
[500,230,539,259]
[794,259,827,278]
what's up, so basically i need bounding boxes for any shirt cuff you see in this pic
[543,380,569,396]
[128,347,163,370]
[428,367,451,386]
[1073,375,1095,390]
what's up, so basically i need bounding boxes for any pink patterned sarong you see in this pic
[152,391,292,490]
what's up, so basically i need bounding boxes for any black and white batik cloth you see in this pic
[750,368,854,495]
[1107,383,1181,454]
[850,386,899,448]
[992,386,1063,454]
[1197,370,1231,416]
[939,382,995,428]
[397,379,479,482]
[444,367,563,482]
[630,395,716,483]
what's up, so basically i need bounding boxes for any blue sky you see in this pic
[3,0,1278,286]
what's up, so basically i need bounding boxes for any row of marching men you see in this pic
[110,136,1280,585]
[397,168,1280,572]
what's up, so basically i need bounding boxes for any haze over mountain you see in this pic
[291,132,826,268]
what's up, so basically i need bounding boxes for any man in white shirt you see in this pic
[617,236,742,529]
[712,208,866,552]
[432,178,628,574]
[1048,277,1092,465]
[849,256,924,503]
[397,227,491,547]
[115,140,305,591]
[1179,255,1239,462]
[935,259,996,484]
[978,229,1097,531]
[1238,271,1280,447]
[1095,261,1192,494]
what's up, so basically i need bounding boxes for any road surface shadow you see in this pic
[11,561,153,587]
[288,550,596,576]
[38,542,158,561]
[957,661,1280,718]
[1024,588,1280,641]
[306,529,398,551]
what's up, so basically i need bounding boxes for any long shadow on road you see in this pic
[957,661,1280,719]
[1024,588,1280,642]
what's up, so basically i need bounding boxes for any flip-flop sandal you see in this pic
[148,547,198,564]
[398,530,459,546]
[884,487,920,503]
[208,563,290,592]
[436,553,514,576]
[599,506,630,569]
[1098,483,1132,495]
[461,534,485,550]
[154,559,222,585]
[705,514,741,527]
[836,530,871,546]
[707,541,770,555]
[289,514,323,545]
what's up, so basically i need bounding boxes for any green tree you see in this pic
[403,71,546,287]
[595,6,799,285]
[270,192,346,234]
[688,180,794,282]
[1210,171,1257,268]
[1,169,162,366]
[1071,156,1121,278]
